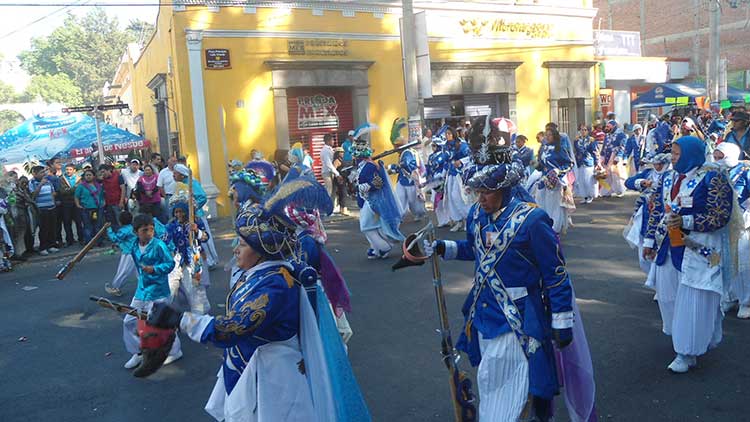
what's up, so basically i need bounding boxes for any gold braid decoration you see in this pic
[694,173,732,232]
[214,293,269,336]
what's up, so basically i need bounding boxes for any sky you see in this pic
[0,0,159,59]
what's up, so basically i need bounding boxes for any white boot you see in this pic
[163,350,183,365]
[124,353,143,369]
[738,305,750,319]
[667,354,696,373]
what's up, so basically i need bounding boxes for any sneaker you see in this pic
[163,350,183,366]
[667,354,696,373]
[583,197,593,204]
[39,250,49,256]
[449,221,464,232]
[104,283,123,297]
[48,247,60,253]
[378,248,391,259]
[367,249,378,260]
[738,305,750,319]
[124,353,143,369]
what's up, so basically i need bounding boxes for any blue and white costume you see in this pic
[599,120,627,197]
[624,125,645,175]
[429,144,595,422]
[512,143,533,178]
[354,140,404,259]
[535,139,574,234]
[426,140,450,227]
[174,175,367,422]
[444,137,473,227]
[714,142,750,319]
[623,150,671,276]
[390,148,426,220]
[573,133,599,202]
[644,136,735,373]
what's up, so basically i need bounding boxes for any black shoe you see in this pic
[10,255,27,262]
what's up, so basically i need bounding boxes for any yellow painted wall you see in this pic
[131,5,596,216]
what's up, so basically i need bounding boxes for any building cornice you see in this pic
[431,61,523,71]
[542,61,597,69]
[264,59,375,70]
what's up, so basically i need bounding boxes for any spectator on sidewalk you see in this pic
[121,158,143,200]
[98,164,125,231]
[60,163,82,247]
[157,156,177,222]
[320,134,340,210]
[11,175,34,258]
[46,158,64,248]
[136,164,162,218]
[29,166,59,256]
[75,169,105,244]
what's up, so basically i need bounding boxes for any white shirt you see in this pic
[319,144,339,176]
[121,168,143,196]
[157,167,176,195]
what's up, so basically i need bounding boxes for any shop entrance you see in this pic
[286,87,354,182]
[423,93,509,134]
[557,98,585,135]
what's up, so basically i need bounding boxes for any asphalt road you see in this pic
[2,195,749,421]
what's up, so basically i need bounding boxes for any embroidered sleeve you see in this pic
[644,176,665,244]
[692,172,733,233]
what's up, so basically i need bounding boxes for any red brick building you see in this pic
[593,0,749,88]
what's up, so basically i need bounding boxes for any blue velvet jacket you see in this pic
[164,218,208,266]
[395,149,419,186]
[513,145,533,168]
[198,261,300,394]
[601,130,626,165]
[356,160,380,209]
[728,164,750,209]
[644,167,733,270]
[624,135,644,171]
[625,168,658,235]
[426,149,449,185]
[444,140,470,176]
[539,143,573,178]
[574,136,598,168]
[445,199,573,399]
[130,237,175,301]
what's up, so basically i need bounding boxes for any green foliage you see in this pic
[23,74,83,106]
[0,110,25,135]
[0,80,19,104]
[18,8,153,106]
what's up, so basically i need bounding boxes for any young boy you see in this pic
[122,214,182,370]
[106,212,168,297]
[165,194,211,315]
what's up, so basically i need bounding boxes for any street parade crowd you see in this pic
[1,104,750,421]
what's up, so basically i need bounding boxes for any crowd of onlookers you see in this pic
[0,152,188,270]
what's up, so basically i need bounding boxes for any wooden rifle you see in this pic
[187,166,202,285]
[89,295,148,319]
[56,222,112,280]
[339,140,421,173]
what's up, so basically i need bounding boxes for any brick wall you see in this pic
[593,0,750,76]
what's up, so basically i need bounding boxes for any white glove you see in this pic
[423,239,436,257]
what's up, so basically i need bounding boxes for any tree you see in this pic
[0,80,19,104]
[126,19,156,45]
[0,110,24,134]
[18,7,133,105]
[23,74,83,106]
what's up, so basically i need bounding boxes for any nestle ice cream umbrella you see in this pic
[0,113,149,165]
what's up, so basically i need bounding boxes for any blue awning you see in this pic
[631,83,705,109]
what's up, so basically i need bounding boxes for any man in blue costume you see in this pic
[573,126,599,204]
[353,137,404,259]
[624,124,645,175]
[600,120,628,197]
[422,140,581,421]
[643,136,735,373]
[145,175,370,421]
[389,146,427,221]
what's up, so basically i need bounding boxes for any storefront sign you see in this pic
[458,18,552,39]
[594,30,641,57]
[70,139,151,157]
[205,49,231,69]
[297,95,339,130]
[288,39,348,56]
[599,88,613,116]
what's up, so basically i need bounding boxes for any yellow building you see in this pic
[126,0,598,217]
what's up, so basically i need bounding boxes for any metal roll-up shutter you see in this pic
[464,93,499,118]
[287,87,354,183]
[423,95,452,119]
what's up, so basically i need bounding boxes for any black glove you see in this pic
[147,302,183,329]
[553,328,573,349]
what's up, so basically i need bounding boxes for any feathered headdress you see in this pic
[244,160,276,185]
[230,169,268,205]
[390,117,407,146]
[352,122,378,140]
[431,124,450,146]
[168,191,191,215]
[235,173,333,259]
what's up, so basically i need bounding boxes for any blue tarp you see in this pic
[632,83,750,109]
[0,113,149,164]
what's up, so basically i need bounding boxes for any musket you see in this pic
[89,295,148,319]
[56,222,112,280]
[339,139,421,173]
[187,166,202,285]
[393,223,477,422]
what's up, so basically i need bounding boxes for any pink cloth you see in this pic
[137,175,161,204]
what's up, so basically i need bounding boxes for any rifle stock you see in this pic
[89,295,148,319]
[56,222,112,280]
[339,140,421,173]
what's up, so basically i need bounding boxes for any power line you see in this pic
[0,0,90,40]
[0,2,212,5]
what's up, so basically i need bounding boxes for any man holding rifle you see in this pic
[422,137,591,421]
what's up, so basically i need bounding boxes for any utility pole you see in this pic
[707,0,721,101]
[402,0,423,143]
[63,103,131,164]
